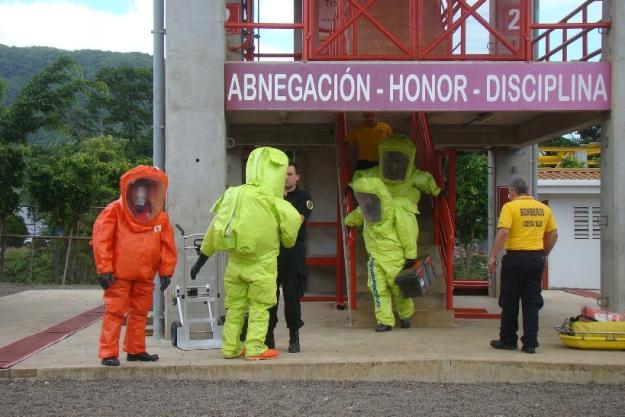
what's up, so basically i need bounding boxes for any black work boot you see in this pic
[375,324,392,332]
[101,357,120,366]
[288,329,300,353]
[127,352,159,362]
[490,340,518,350]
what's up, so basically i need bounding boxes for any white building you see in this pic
[537,169,600,289]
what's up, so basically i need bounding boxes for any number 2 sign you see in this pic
[501,5,521,35]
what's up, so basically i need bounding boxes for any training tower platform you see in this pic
[160,0,624,337]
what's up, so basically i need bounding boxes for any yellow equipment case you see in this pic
[557,316,625,351]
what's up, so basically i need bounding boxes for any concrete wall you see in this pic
[600,0,625,311]
[493,148,533,195]
[165,0,227,331]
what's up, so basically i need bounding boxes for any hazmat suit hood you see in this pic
[378,134,416,184]
[245,147,289,198]
[351,177,394,225]
[120,165,168,226]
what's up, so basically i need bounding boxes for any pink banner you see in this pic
[225,62,610,111]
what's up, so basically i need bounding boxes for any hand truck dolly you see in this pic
[170,224,223,350]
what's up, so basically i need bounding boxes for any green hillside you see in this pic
[0,44,151,105]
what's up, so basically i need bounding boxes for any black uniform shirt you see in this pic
[285,187,313,244]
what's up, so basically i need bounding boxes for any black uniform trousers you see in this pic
[268,243,305,333]
[498,250,545,348]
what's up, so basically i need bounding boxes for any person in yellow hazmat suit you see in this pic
[353,133,441,211]
[344,177,418,332]
[352,134,441,261]
[189,147,302,360]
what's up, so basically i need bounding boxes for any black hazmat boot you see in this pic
[101,357,120,366]
[288,328,300,353]
[265,330,275,349]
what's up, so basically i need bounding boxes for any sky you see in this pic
[0,0,152,53]
[0,0,603,57]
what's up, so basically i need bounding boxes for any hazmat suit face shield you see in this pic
[355,192,382,223]
[381,150,410,182]
[124,178,165,223]
[377,134,416,183]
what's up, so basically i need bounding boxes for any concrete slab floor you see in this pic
[1,289,624,384]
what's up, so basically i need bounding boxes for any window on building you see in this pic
[592,206,601,239]
[573,205,601,240]
[573,206,589,239]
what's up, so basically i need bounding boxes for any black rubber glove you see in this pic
[98,273,115,290]
[403,259,417,269]
[160,276,171,291]
[190,253,209,280]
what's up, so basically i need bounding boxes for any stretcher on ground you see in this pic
[556,315,625,351]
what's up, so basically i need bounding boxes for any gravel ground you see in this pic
[1,379,624,417]
[0,282,96,297]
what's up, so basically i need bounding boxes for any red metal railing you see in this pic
[306,0,530,61]
[225,0,610,62]
[336,112,357,311]
[530,0,610,61]
[412,113,455,310]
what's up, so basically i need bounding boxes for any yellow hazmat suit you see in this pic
[345,177,417,328]
[352,134,441,258]
[198,147,302,359]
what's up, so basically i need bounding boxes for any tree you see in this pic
[26,136,132,231]
[0,56,89,143]
[541,136,576,146]
[0,57,90,276]
[88,66,153,158]
[542,125,601,147]
[26,136,132,283]
[578,125,601,144]
[0,142,25,278]
[454,152,488,277]
[0,78,26,277]
[559,155,585,168]
[4,214,28,247]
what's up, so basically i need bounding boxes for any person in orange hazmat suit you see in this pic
[92,165,177,366]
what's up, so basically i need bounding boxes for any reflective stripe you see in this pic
[368,257,381,308]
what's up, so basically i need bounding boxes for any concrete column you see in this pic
[165,1,227,326]
[600,0,625,312]
[493,148,533,194]
[294,0,302,57]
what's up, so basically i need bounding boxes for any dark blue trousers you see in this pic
[499,251,545,348]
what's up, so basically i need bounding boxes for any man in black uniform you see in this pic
[487,178,558,354]
[266,162,312,353]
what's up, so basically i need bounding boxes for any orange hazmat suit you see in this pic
[92,165,177,359]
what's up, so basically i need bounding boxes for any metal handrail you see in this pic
[412,112,455,310]
[224,0,609,62]
[530,0,610,61]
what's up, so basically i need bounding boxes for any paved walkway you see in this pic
[1,289,624,383]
